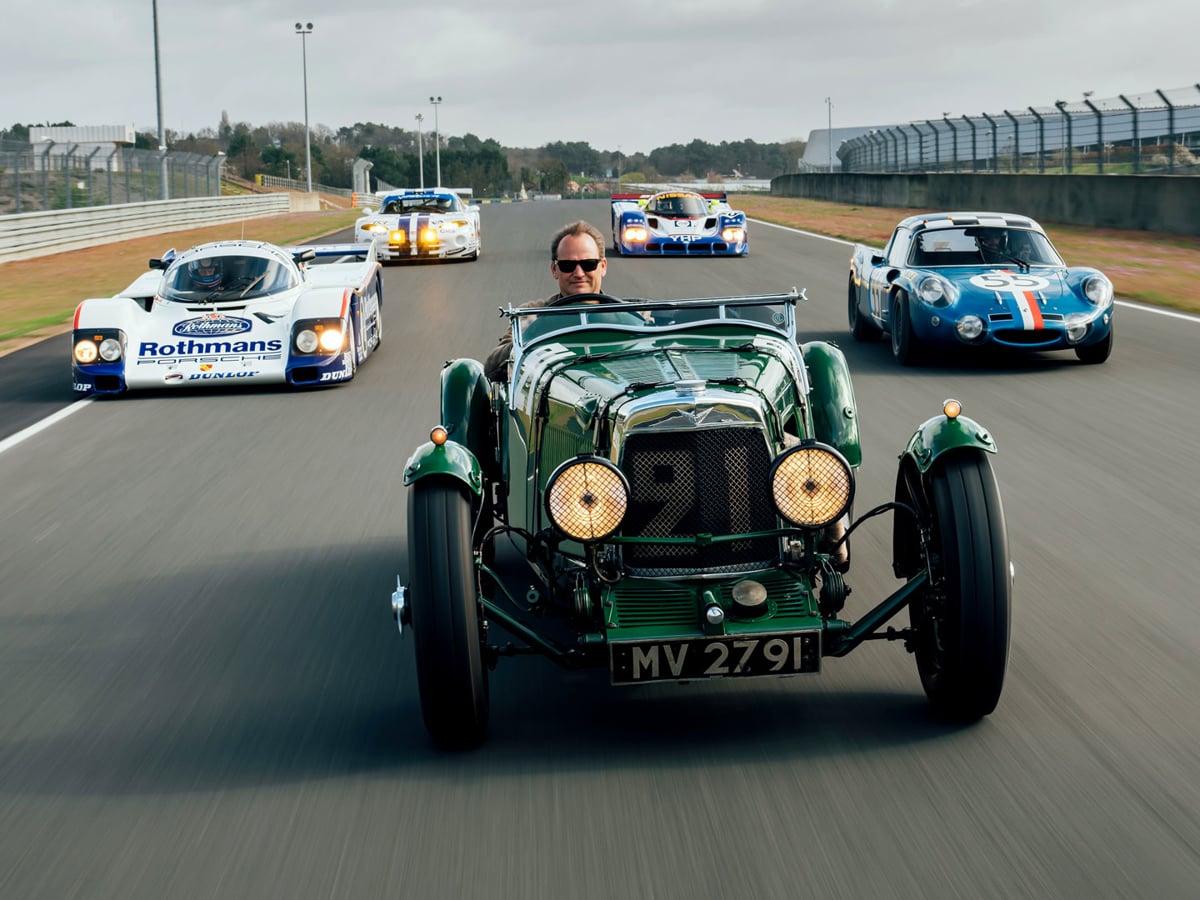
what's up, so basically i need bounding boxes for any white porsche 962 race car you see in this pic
[72,240,383,395]
[354,189,481,262]
[611,190,748,256]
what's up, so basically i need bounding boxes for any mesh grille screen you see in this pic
[620,428,777,574]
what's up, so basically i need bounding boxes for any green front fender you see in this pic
[801,340,862,468]
[892,412,997,578]
[440,358,494,467]
[901,413,997,473]
[403,440,484,496]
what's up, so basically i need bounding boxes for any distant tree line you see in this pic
[1,117,805,197]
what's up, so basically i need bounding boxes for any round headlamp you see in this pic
[318,326,344,352]
[74,340,99,364]
[1083,274,1113,306]
[295,328,319,353]
[98,337,123,362]
[770,442,854,528]
[545,456,629,542]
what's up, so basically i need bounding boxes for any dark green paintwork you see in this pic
[403,439,483,496]
[802,340,862,467]
[902,412,997,473]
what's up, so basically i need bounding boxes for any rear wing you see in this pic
[282,242,379,266]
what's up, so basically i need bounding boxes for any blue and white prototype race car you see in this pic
[72,240,383,395]
[354,189,481,262]
[610,190,748,256]
[848,212,1114,365]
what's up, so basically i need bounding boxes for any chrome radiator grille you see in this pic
[619,427,778,575]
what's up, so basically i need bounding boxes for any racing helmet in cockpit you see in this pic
[189,258,223,289]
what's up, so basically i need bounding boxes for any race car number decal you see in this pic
[968,273,1051,291]
[969,271,1049,329]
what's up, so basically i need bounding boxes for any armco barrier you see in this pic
[0,194,293,265]
[770,173,1200,238]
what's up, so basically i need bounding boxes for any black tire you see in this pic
[910,452,1011,720]
[849,276,882,342]
[1074,326,1113,364]
[408,478,489,749]
[890,290,923,366]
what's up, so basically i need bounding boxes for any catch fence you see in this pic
[836,85,1200,175]
[0,141,223,215]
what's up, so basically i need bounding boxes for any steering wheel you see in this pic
[546,292,624,307]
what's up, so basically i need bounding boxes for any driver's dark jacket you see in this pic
[484,293,561,381]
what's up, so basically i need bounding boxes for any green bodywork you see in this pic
[416,293,997,674]
[403,439,483,496]
[901,412,998,472]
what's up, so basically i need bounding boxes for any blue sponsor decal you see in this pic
[173,315,253,338]
[138,339,284,357]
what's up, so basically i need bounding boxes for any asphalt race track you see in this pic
[1,200,1198,898]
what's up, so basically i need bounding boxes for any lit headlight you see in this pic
[318,327,344,352]
[722,226,745,242]
[1083,274,1113,306]
[98,338,123,361]
[418,226,439,245]
[545,457,629,541]
[389,230,407,244]
[363,223,388,235]
[770,442,854,528]
[74,340,98,364]
[623,226,648,243]
[295,323,344,354]
[916,275,955,307]
[74,333,123,364]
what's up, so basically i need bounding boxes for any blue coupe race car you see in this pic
[610,190,748,256]
[848,212,1114,365]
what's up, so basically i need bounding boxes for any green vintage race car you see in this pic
[395,290,1011,749]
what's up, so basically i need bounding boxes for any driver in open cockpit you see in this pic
[483,220,610,381]
[189,258,224,291]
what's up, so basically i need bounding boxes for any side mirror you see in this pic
[360,207,374,216]
[149,248,177,270]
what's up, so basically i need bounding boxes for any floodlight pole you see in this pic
[430,96,442,188]
[295,22,313,192]
[415,113,424,189]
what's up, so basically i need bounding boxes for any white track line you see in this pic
[0,398,94,457]
[749,218,1200,324]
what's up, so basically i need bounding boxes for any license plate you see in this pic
[610,631,820,685]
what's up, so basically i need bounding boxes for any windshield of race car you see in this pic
[648,193,711,217]
[381,195,458,214]
[514,296,795,348]
[161,255,298,302]
[908,227,1063,267]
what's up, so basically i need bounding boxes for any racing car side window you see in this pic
[888,230,913,266]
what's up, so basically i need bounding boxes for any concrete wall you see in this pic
[771,173,1200,237]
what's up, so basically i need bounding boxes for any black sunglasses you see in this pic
[555,258,602,273]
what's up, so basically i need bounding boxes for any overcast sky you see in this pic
[5,1,1198,154]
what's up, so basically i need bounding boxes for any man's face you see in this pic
[552,233,607,296]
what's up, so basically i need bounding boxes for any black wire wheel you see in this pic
[408,477,490,749]
[910,452,1011,721]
